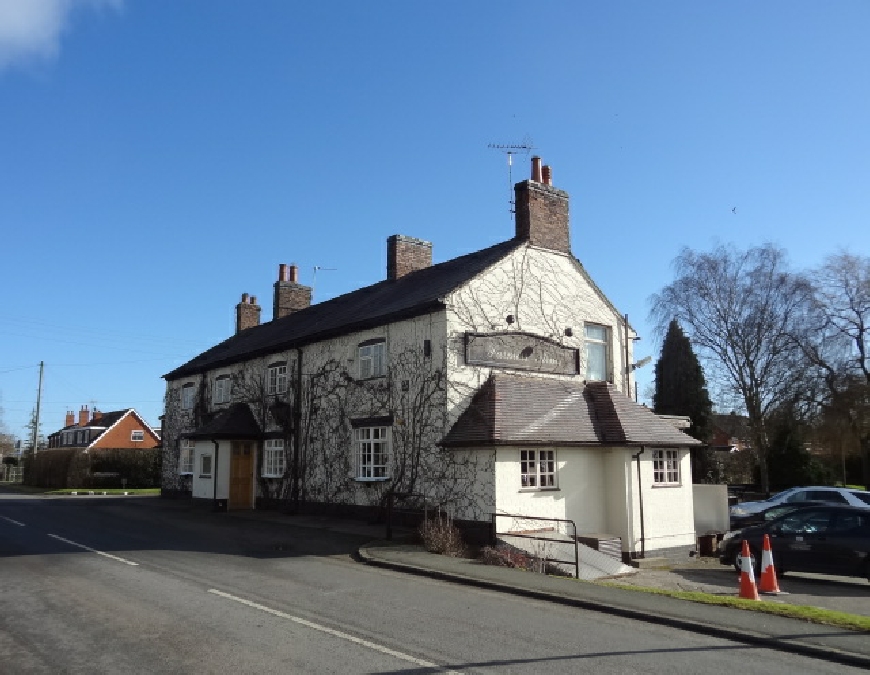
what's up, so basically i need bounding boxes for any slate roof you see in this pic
[184,403,262,440]
[440,374,703,448]
[89,410,128,430]
[166,238,522,380]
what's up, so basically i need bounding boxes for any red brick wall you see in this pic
[387,235,432,280]
[93,413,158,449]
[514,180,571,254]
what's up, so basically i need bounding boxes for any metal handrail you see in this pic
[491,513,580,578]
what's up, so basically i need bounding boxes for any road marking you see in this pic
[208,589,457,673]
[47,534,139,566]
[1,516,26,527]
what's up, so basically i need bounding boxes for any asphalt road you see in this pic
[0,493,865,674]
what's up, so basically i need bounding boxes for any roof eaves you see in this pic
[164,299,446,380]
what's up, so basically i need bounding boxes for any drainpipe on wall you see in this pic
[292,348,303,514]
[633,446,646,559]
[623,313,631,395]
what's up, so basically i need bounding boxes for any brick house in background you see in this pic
[161,157,701,560]
[47,406,160,450]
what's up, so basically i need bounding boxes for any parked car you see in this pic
[729,486,870,519]
[719,505,870,581]
[729,500,834,530]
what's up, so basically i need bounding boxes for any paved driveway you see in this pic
[611,557,870,617]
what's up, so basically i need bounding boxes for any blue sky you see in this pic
[1,1,868,442]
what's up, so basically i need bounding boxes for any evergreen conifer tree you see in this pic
[653,319,714,481]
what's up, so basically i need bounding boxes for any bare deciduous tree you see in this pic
[650,243,812,492]
[793,252,870,485]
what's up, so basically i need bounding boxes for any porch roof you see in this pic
[185,403,262,440]
[440,374,703,448]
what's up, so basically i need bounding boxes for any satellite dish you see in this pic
[632,356,652,371]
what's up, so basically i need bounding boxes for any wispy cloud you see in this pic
[0,0,121,71]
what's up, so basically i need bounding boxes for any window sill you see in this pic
[356,375,387,383]
[354,477,390,483]
[179,472,193,476]
[519,487,561,493]
[199,475,212,479]
[261,474,284,479]
[652,483,682,488]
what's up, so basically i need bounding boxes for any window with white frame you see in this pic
[585,324,610,382]
[131,430,144,442]
[181,383,196,410]
[653,449,680,485]
[267,362,288,395]
[263,439,285,478]
[354,426,389,480]
[213,376,232,404]
[200,454,213,478]
[520,449,556,488]
[180,439,195,474]
[358,341,386,379]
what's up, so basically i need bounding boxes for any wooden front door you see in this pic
[229,441,254,510]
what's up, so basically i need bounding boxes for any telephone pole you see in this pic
[32,361,43,455]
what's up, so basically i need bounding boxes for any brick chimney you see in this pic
[65,411,75,427]
[235,293,261,334]
[92,410,103,423]
[273,264,312,320]
[387,235,432,281]
[78,405,89,427]
[514,156,571,254]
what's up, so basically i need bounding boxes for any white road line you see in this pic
[208,589,458,673]
[47,534,139,566]
[1,516,26,527]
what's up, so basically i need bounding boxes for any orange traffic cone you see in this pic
[758,534,781,594]
[738,540,759,600]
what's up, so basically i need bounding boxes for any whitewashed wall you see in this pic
[444,244,635,430]
[625,449,696,554]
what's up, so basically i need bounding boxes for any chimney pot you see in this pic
[278,263,288,282]
[236,293,261,333]
[531,156,543,182]
[542,165,552,185]
[514,159,571,254]
[273,265,312,320]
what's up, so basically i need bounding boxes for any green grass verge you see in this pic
[599,581,870,632]
[46,488,161,495]
[0,484,160,495]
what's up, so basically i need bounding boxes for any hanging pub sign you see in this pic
[465,332,579,375]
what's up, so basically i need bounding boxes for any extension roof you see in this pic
[440,374,703,448]
[165,239,522,380]
[185,403,262,440]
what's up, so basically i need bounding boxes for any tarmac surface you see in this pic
[4,488,869,669]
[356,537,870,670]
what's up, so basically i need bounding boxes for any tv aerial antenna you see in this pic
[488,139,534,215]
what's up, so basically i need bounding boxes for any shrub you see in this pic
[418,510,467,557]
[479,542,569,576]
